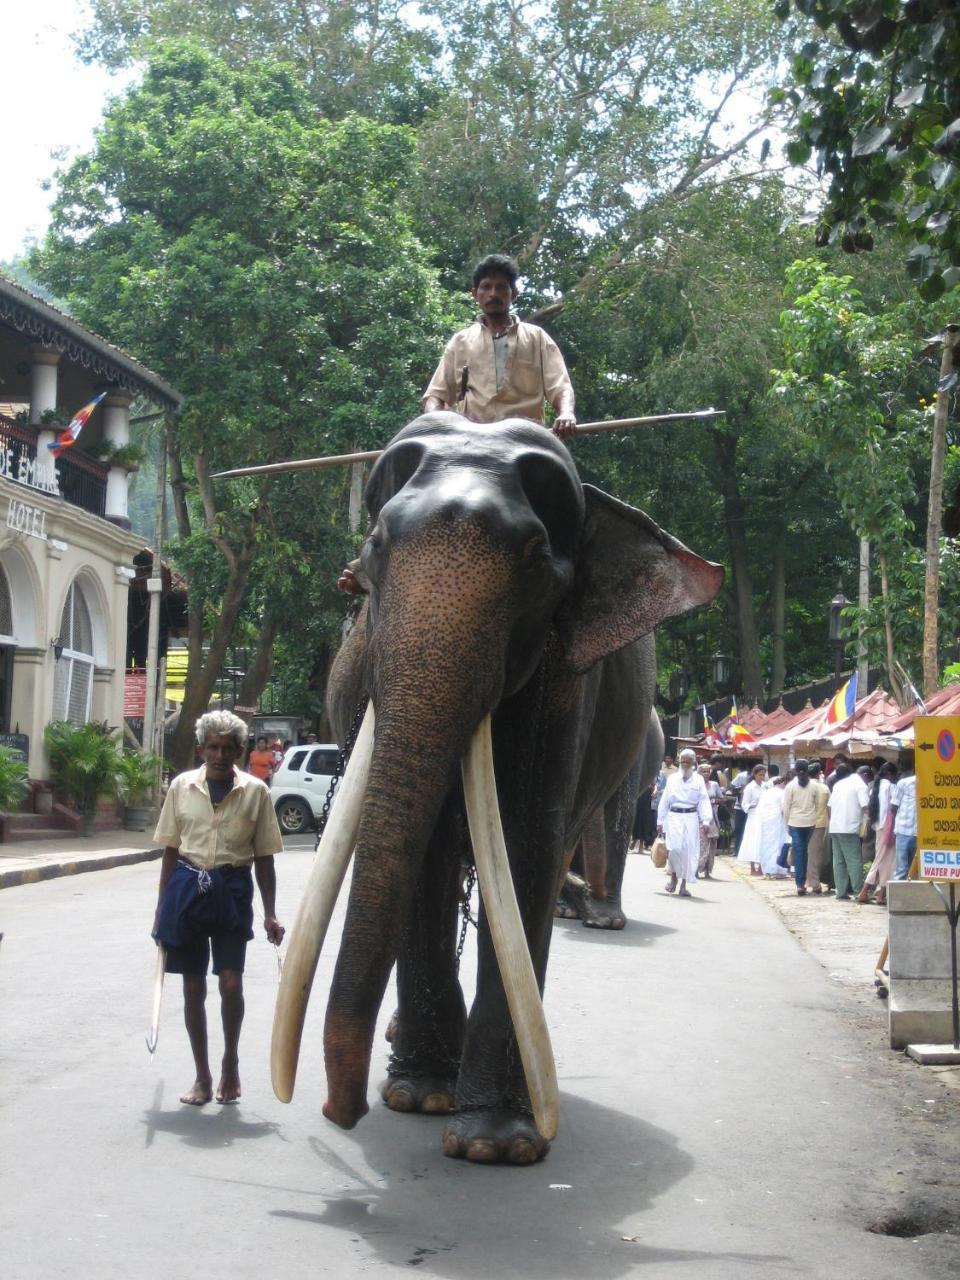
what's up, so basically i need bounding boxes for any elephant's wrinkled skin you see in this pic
[317,412,721,1164]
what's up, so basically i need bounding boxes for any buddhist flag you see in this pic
[47,392,106,459]
[727,697,757,747]
[825,672,858,725]
[702,704,724,748]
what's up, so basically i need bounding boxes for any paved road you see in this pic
[1,848,958,1278]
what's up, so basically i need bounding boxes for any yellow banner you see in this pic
[165,649,189,705]
[916,715,960,880]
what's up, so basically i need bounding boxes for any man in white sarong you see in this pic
[656,749,713,897]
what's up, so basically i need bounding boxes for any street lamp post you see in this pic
[711,649,731,692]
[669,668,690,704]
[828,583,851,687]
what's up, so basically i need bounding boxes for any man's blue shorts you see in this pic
[157,862,254,976]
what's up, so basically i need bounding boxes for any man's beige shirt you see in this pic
[421,316,574,424]
[153,765,283,870]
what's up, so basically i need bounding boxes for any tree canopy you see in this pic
[25,1,957,735]
[31,42,452,762]
[776,0,960,299]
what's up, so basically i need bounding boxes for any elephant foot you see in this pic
[554,874,588,920]
[380,1074,456,1115]
[441,1108,550,1165]
[384,1009,398,1042]
[581,894,626,930]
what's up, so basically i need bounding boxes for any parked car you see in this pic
[271,742,340,835]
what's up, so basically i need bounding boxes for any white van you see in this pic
[271,742,340,834]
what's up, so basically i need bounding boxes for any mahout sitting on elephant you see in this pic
[272,412,722,1165]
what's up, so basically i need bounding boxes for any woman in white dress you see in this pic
[736,763,767,876]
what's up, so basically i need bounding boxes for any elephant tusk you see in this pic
[461,715,560,1141]
[271,701,376,1103]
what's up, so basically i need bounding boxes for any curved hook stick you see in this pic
[210,410,725,480]
[271,701,376,1103]
[461,714,560,1141]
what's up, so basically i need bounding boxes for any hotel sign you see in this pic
[6,496,48,541]
[0,440,60,496]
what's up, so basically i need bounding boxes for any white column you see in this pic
[30,346,61,491]
[103,391,132,526]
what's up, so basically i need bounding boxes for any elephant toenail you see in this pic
[442,1132,465,1159]
[422,1093,454,1114]
[507,1139,540,1165]
[466,1139,498,1163]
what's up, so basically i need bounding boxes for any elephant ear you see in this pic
[555,485,723,674]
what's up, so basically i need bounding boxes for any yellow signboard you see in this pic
[916,715,960,880]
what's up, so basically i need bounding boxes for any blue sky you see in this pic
[0,3,133,262]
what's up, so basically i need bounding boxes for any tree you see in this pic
[776,0,960,299]
[552,178,844,705]
[32,43,452,767]
[79,0,442,123]
[773,258,956,698]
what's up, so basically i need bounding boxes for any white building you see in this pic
[0,273,182,782]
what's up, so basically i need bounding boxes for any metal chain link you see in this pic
[455,865,478,972]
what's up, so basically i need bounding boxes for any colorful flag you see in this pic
[47,392,106,459]
[825,672,858,725]
[726,697,757,747]
[702,704,723,748]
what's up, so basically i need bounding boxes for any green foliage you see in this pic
[79,0,442,123]
[44,721,123,817]
[31,42,454,717]
[0,747,30,813]
[773,257,955,676]
[115,748,162,804]
[776,0,960,298]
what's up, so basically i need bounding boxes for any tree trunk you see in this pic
[923,328,958,697]
[857,537,870,691]
[877,549,908,709]
[713,427,764,703]
[770,527,785,699]
[169,537,259,770]
[236,617,279,714]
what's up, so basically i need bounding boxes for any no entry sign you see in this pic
[916,715,960,880]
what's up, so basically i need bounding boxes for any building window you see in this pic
[52,582,95,724]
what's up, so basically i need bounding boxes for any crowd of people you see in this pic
[633,749,917,902]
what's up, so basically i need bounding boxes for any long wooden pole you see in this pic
[210,408,725,480]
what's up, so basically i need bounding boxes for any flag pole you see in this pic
[210,408,725,480]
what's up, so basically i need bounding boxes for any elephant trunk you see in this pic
[321,694,481,1129]
[322,540,513,1128]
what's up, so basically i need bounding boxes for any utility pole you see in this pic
[857,537,870,691]
[141,422,168,789]
[923,326,959,698]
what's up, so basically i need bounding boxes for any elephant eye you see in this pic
[517,453,581,560]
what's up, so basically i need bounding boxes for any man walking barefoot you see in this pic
[152,711,284,1105]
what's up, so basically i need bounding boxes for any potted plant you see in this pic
[44,721,123,835]
[0,746,29,831]
[115,749,161,831]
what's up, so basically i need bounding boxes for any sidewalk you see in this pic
[0,828,161,889]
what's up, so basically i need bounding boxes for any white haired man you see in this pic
[152,710,284,1105]
[656,748,713,897]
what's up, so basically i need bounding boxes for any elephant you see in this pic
[271,411,722,1165]
[556,708,663,929]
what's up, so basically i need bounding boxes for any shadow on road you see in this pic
[261,1092,787,1278]
[552,917,677,948]
[143,1079,282,1149]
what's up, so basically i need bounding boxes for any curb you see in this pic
[0,846,163,890]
